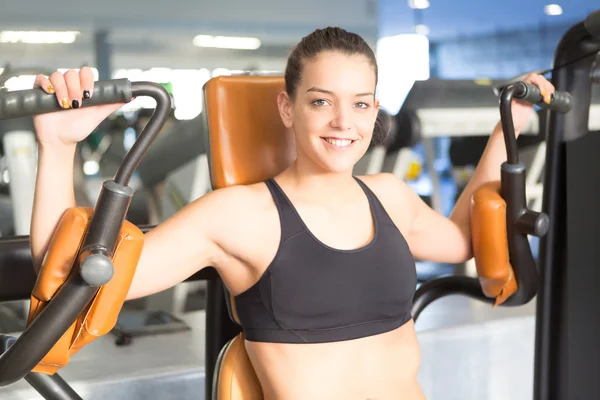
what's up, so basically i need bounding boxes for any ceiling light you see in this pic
[193,35,261,50]
[415,24,430,36]
[0,31,80,44]
[544,4,563,16]
[409,0,430,10]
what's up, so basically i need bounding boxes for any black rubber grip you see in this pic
[585,9,600,39]
[513,81,572,114]
[0,78,133,121]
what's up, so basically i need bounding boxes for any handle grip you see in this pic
[513,81,572,113]
[0,78,133,121]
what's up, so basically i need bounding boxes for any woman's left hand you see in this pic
[510,72,555,135]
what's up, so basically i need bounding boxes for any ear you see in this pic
[277,91,294,128]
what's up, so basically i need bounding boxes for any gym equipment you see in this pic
[0,9,597,397]
[535,9,600,399]
[0,78,172,396]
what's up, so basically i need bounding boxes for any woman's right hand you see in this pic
[32,67,125,148]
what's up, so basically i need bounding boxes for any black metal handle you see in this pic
[0,79,172,389]
[412,276,495,322]
[0,79,133,120]
[500,82,572,165]
[585,9,600,39]
[513,81,573,114]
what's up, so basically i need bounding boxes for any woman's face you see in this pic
[278,51,379,174]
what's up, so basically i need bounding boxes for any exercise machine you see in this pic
[0,9,597,399]
[535,9,600,400]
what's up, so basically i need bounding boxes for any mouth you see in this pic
[321,137,358,149]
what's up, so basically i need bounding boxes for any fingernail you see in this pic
[541,88,546,97]
[72,100,80,109]
[83,90,90,100]
[61,98,71,109]
[47,85,55,94]
[545,95,551,104]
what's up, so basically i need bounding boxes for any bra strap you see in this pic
[264,179,305,240]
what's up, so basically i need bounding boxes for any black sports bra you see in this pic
[234,177,417,344]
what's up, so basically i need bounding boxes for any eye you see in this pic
[355,102,370,109]
[311,99,329,107]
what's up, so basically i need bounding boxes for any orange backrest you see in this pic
[203,75,301,399]
[202,75,296,189]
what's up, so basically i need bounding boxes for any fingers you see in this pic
[35,68,95,109]
[524,72,555,104]
[64,70,82,109]
[79,66,94,101]
[49,72,70,109]
[33,74,55,94]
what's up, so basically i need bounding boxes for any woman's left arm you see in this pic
[402,73,555,263]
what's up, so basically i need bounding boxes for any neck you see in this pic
[278,158,357,203]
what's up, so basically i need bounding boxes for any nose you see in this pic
[330,105,352,130]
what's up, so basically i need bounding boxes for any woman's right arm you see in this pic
[30,68,232,300]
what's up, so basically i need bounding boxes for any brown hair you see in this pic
[284,27,378,99]
[284,27,387,144]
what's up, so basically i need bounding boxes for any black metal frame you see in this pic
[0,79,172,397]
[534,10,600,400]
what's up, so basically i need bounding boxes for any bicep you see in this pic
[383,175,471,264]
[406,198,471,264]
[126,189,230,300]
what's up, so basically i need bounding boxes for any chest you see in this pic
[265,224,417,331]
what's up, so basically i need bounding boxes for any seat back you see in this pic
[202,75,295,190]
[203,75,296,399]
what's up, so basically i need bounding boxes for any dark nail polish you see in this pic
[83,90,90,100]
[72,100,80,109]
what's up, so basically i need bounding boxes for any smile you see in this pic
[321,137,356,148]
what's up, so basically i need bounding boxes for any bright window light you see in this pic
[408,0,430,10]
[83,160,100,176]
[193,35,261,50]
[415,24,430,36]
[4,75,37,91]
[544,4,563,16]
[0,31,80,44]
[376,34,430,115]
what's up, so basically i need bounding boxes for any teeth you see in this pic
[325,138,353,147]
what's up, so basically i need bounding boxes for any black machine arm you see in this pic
[0,79,171,393]
[413,82,573,320]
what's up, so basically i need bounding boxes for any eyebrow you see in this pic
[306,87,374,97]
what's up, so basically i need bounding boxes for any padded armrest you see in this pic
[471,181,518,306]
[27,207,143,374]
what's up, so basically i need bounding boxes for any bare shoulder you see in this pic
[190,181,274,234]
[356,173,419,230]
[186,181,280,294]
[192,180,278,254]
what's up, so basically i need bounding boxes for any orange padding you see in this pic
[26,207,143,374]
[471,181,518,306]
[216,333,263,400]
[203,75,295,190]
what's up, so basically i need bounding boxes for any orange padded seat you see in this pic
[204,75,297,399]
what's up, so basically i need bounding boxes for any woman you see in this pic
[29,27,554,399]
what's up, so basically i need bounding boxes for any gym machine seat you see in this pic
[201,76,550,399]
